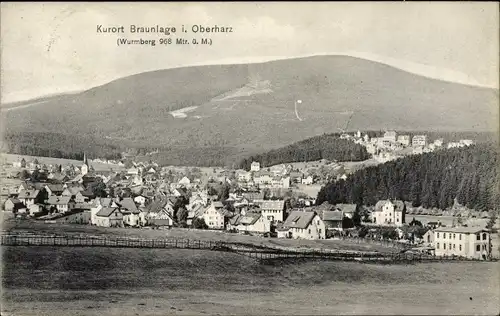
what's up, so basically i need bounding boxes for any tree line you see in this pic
[317,144,500,212]
[3,132,123,160]
[238,133,370,170]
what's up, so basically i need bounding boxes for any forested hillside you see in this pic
[316,144,500,212]
[2,132,123,160]
[238,134,370,170]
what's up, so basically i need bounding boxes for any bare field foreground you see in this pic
[1,223,500,315]
[3,221,402,254]
[2,245,499,316]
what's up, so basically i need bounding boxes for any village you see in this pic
[0,131,495,261]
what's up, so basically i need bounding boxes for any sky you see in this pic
[1,2,499,103]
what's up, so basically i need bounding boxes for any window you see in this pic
[308,229,311,234]
[444,243,446,250]
[476,234,480,241]
[482,233,487,240]
[459,245,462,251]
[453,234,455,240]
[453,244,455,250]
[437,233,440,238]
[317,220,320,225]
[436,243,440,249]
[449,243,451,250]
[475,245,481,251]
[449,233,451,239]
[459,234,461,241]
[483,244,487,251]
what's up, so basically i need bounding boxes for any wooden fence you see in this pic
[1,233,495,264]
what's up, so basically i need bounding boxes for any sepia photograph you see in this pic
[0,2,499,315]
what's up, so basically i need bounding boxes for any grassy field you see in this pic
[2,246,499,316]
[3,221,399,254]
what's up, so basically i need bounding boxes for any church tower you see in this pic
[81,153,89,176]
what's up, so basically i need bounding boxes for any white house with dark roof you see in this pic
[116,197,140,227]
[250,161,261,172]
[433,227,491,260]
[228,212,270,234]
[18,189,40,208]
[203,201,228,230]
[95,207,123,227]
[280,210,326,240]
[253,199,285,223]
[47,196,73,213]
[372,200,406,227]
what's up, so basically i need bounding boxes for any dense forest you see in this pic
[2,132,123,160]
[317,144,500,212]
[238,133,370,170]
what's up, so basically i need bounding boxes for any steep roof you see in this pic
[148,197,172,214]
[46,184,65,192]
[238,212,262,226]
[282,210,316,229]
[254,200,285,211]
[322,210,343,221]
[116,197,139,214]
[213,201,224,208]
[334,203,357,214]
[18,190,40,199]
[96,207,120,217]
[188,203,205,219]
[374,200,405,212]
[47,196,72,205]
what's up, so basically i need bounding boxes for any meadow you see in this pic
[2,245,499,316]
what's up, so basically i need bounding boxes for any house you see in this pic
[412,135,428,147]
[254,172,273,186]
[28,204,44,216]
[187,203,206,226]
[203,201,227,230]
[74,191,86,203]
[188,190,209,210]
[44,184,65,197]
[301,176,314,185]
[289,171,303,183]
[147,197,176,226]
[383,131,397,143]
[18,190,40,208]
[280,210,326,240]
[236,170,252,182]
[253,199,285,223]
[17,183,31,194]
[334,204,357,219]
[422,229,434,246]
[127,167,140,176]
[4,198,26,212]
[178,176,191,186]
[397,135,411,146]
[46,196,73,213]
[116,197,140,227]
[433,227,491,260]
[134,194,150,207]
[138,207,149,226]
[372,200,406,226]
[250,161,261,172]
[321,210,344,232]
[228,212,270,234]
[95,207,124,227]
[62,186,84,197]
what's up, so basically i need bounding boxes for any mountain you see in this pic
[2,55,498,166]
